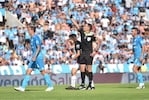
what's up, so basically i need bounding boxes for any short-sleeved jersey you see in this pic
[75,40,81,62]
[31,35,43,59]
[78,28,95,52]
[75,40,81,53]
[132,35,144,58]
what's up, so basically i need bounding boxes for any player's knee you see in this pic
[133,66,139,73]
[40,70,46,75]
[26,69,32,75]
[71,69,77,75]
[87,65,92,72]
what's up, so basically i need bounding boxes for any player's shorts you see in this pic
[69,64,79,70]
[28,58,45,71]
[134,58,142,67]
[79,51,93,65]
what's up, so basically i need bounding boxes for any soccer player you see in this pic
[14,24,54,92]
[70,16,100,90]
[65,34,81,90]
[126,27,145,89]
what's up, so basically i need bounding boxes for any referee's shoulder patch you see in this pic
[76,44,80,48]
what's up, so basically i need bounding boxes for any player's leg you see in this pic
[66,67,77,90]
[14,62,34,92]
[85,68,95,89]
[71,68,77,87]
[133,59,145,89]
[86,64,93,90]
[86,55,94,90]
[21,69,32,88]
[38,59,53,91]
[79,64,86,89]
[79,55,86,89]
[41,70,54,91]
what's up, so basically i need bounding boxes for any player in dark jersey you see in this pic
[70,16,100,90]
[65,34,81,90]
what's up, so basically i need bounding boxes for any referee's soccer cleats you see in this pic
[92,87,95,90]
[86,85,94,90]
[14,87,25,92]
[79,84,86,90]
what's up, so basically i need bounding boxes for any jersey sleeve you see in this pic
[92,36,96,41]
[76,42,81,50]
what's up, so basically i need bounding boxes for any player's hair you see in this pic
[132,27,138,31]
[132,27,139,34]
[69,34,77,38]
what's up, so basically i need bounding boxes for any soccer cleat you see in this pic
[79,84,86,90]
[65,86,76,90]
[45,87,54,91]
[92,87,95,90]
[14,87,25,92]
[86,85,94,90]
[136,85,145,89]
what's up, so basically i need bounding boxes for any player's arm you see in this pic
[95,37,101,51]
[32,45,40,61]
[140,44,145,62]
[71,41,81,60]
[32,39,41,61]
[91,36,101,56]
[71,49,80,60]
[123,50,133,55]
[140,37,145,61]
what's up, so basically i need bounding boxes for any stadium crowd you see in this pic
[0,0,149,66]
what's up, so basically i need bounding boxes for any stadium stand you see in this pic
[0,0,149,66]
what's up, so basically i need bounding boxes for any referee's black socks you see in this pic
[88,72,93,86]
[81,72,85,85]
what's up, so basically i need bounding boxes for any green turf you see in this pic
[0,83,149,100]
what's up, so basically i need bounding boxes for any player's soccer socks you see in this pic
[71,76,76,87]
[137,72,144,83]
[22,75,30,89]
[81,72,86,84]
[91,80,95,87]
[44,73,53,87]
[137,72,144,84]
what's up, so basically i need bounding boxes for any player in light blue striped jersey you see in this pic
[14,24,53,92]
[132,27,145,89]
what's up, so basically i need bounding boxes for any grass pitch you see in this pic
[0,83,149,100]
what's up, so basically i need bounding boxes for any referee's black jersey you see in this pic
[78,28,96,52]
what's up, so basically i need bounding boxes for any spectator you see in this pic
[0,0,148,67]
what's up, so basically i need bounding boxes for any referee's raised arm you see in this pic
[70,15,80,30]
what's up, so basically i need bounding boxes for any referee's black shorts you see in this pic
[79,51,93,65]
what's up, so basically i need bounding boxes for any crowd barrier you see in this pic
[1,73,149,87]
[0,64,149,75]
[0,64,149,86]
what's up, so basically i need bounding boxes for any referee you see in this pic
[70,15,100,90]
